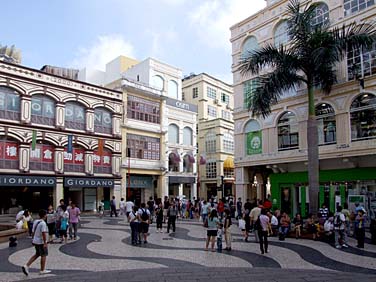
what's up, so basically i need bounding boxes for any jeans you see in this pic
[279,226,289,236]
[167,216,176,233]
[202,214,208,223]
[27,221,33,236]
[130,222,139,244]
[335,229,347,247]
[110,205,118,217]
[258,230,268,253]
[69,222,78,238]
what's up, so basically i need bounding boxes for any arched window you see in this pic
[245,119,262,155]
[168,124,179,144]
[350,93,376,141]
[242,36,259,58]
[316,103,336,145]
[274,20,289,47]
[93,148,112,174]
[168,80,178,99]
[152,75,164,90]
[94,108,112,134]
[183,127,193,146]
[30,143,54,171]
[223,133,234,153]
[31,95,56,126]
[65,102,86,130]
[169,152,180,172]
[0,137,19,169]
[64,146,85,172]
[278,112,299,150]
[0,86,20,120]
[311,3,329,27]
[205,131,216,153]
[183,154,194,173]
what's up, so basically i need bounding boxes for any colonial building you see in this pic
[0,61,123,213]
[182,73,234,200]
[231,0,376,217]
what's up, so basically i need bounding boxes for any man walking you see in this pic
[125,199,134,220]
[22,209,51,276]
[110,196,118,217]
[68,202,80,240]
[334,206,348,248]
[119,198,126,216]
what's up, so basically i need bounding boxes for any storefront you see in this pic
[168,176,195,198]
[126,175,154,206]
[0,175,56,213]
[64,177,114,211]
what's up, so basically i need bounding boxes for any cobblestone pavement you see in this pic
[1,216,375,282]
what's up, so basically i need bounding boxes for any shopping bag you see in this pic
[238,219,245,230]
[22,220,28,230]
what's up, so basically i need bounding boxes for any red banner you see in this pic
[93,150,112,166]
[4,142,18,160]
[30,144,54,163]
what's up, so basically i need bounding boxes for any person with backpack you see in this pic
[258,208,270,254]
[167,201,178,233]
[224,209,232,251]
[137,203,150,244]
[110,196,118,217]
[334,206,348,248]
[129,206,140,245]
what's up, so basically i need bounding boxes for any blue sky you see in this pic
[1,0,266,84]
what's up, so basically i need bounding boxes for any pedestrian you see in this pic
[236,198,242,219]
[137,203,150,244]
[55,199,65,238]
[205,209,219,252]
[167,201,177,233]
[155,203,164,233]
[355,209,366,248]
[319,204,329,221]
[129,206,140,245]
[258,208,270,254]
[22,209,51,276]
[23,210,33,238]
[147,197,155,224]
[46,205,56,243]
[59,205,69,244]
[119,198,126,216]
[224,209,232,251]
[243,209,251,242]
[217,223,223,253]
[217,199,225,218]
[163,196,170,223]
[250,202,262,242]
[334,206,348,248]
[125,199,134,220]
[68,202,80,240]
[110,196,118,217]
[293,213,303,239]
[341,203,351,237]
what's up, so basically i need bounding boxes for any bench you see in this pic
[0,225,28,243]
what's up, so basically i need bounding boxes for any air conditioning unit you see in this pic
[214,99,219,104]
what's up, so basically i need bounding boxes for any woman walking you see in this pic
[205,209,219,252]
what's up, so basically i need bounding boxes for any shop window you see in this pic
[94,108,112,134]
[168,124,179,144]
[274,20,290,47]
[30,143,54,171]
[223,133,234,153]
[65,102,86,131]
[168,80,178,99]
[31,95,56,126]
[183,127,193,146]
[206,161,217,178]
[205,131,216,153]
[0,138,19,169]
[0,86,20,121]
[127,95,160,124]
[242,36,259,58]
[169,152,180,172]
[350,93,376,141]
[245,119,262,155]
[93,149,112,174]
[127,134,160,160]
[316,103,336,145]
[344,0,375,16]
[347,42,376,80]
[64,146,85,172]
[183,154,194,173]
[278,111,299,150]
[311,2,329,27]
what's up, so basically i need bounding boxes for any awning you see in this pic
[223,157,234,169]
[169,152,181,163]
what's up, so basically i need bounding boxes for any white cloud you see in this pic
[70,34,135,70]
[189,0,266,51]
[145,28,178,58]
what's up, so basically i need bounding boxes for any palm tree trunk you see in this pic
[307,85,319,214]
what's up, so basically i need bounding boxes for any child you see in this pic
[59,205,69,244]
[217,223,223,253]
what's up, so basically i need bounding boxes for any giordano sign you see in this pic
[0,175,56,186]
[64,177,114,188]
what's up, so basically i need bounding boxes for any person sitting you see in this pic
[323,212,335,242]
[292,213,303,239]
[278,212,290,240]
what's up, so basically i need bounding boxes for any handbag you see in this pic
[22,220,28,230]
[238,219,246,230]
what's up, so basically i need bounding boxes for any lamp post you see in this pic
[221,175,224,200]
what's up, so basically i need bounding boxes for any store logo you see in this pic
[0,176,56,186]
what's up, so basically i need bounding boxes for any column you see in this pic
[112,114,122,137]
[192,183,197,200]
[55,147,64,174]
[85,150,93,175]
[178,184,183,196]
[86,108,94,133]
[55,177,64,208]
[19,143,30,172]
[55,102,65,129]
[112,154,121,176]
[20,96,31,124]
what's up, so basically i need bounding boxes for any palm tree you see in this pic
[239,0,376,214]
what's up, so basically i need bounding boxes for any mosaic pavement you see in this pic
[1,216,376,282]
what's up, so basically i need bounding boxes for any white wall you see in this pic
[78,68,105,85]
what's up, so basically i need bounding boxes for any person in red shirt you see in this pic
[263,198,272,210]
[217,199,225,218]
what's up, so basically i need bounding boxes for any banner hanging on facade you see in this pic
[67,135,73,154]
[247,131,262,155]
[31,130,37,150]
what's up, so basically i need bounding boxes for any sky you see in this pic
[1,0,266,84]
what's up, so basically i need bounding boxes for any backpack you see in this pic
[141,209,149,221]
[334,215,342,228]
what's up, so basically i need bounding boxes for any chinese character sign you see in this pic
[247,131,262,155]
[0,141,19,160]
[30,144,54,163]
[93,150,112,166]
[64,148,85,164]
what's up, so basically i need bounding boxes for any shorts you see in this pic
[47,223,55,235]
[126,212,130,218]
[59,229,67,238]
[34,244,48,257]
[163,210,168,217]
[207,230,217,237]
[139,222,149,234]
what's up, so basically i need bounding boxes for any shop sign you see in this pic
[64,148,85,164]
[127,176,152,189]
[30,144,54,162]
[64,177,114,188]
[169,176,195,184]
[93,150,112,166]
[0,175,56,186]
[247,131,262,155]
[166,97,197,113]
[0,141,19,160]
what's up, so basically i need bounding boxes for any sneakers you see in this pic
[335,245,341,249]
[22,265,29,276]
[342,244,349,248]
[40,270,52,275]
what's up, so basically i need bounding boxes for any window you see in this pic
[0,86,20,121]
[206,161,217,178]
[316,103,336,145]
[205,132,216,153]
[183,154,194,172]
[207,87,217,99]
[169,152,180,172]
[278,112,299,150]
[183,127,193,146]
[182,92,185,101]
[193,87,198,99]
[65,102,86,130]
[64,147,85,173]
[152,75,164,90]
[224,168,234,178]
[221,93,230,105]
[0,138,19,169]
[30,143,54,171]
[223,133,234,153]
[221,110,232,120]
[274,20,289,47]
[311,3,329,27]
[31,95,56,126]
[242,36,259,58]
[93,149,112,174]
[245,119,262,155]
[347,43,376,80]
[350,93,376,141]
[127,134,160,160]
[208,105,217,117]
[168,80,178,99]
[168,124,179,144]
[94,108,112,134]
[344,0,375,16]
[243,78,259,109]
[127,95,160,124]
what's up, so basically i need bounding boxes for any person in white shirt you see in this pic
[128,206,140,245]
[125,200,135,221]
[334,206,348,249]
[119,198,126,216]
[22,209,51,276]
[137,203,151,244]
